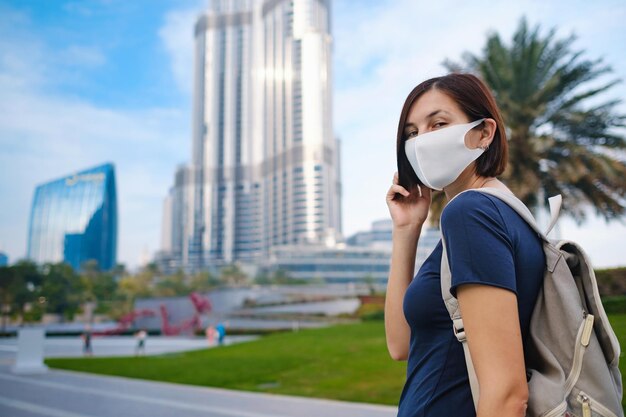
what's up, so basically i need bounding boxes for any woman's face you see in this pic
[403,88,482,149]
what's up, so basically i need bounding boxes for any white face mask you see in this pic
[404,118,486,191]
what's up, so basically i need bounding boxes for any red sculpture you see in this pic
[94,292,212,336]
[189,292,212,314]
[159,292,213,336]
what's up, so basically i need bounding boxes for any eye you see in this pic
[405,131,418,139]
[432,121,447,129]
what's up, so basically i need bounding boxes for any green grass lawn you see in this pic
[47,321,407,405]
[47,316,626,409]
[609,314,626,413]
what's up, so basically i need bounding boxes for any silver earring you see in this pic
[480,144,489,151]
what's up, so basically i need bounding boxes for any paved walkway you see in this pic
[0,365,398,417]
[0,335,257,359]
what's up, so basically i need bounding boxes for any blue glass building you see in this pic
[27,163,117,271]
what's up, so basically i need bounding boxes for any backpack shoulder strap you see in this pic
[468,187,562,240]
[440,232,481,409]
[439,187,562,410]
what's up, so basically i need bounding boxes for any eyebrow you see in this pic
[403,109,450,131]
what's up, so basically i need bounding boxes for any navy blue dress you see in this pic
[397,191,545,417]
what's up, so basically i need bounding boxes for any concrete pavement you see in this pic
[0,365,398,417]
[0,335,257,359]
[0,335,398,417]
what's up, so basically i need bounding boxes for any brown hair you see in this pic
[396,73,508,190]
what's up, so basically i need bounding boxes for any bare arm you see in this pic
[385,227,420,360]
[456,284,529,417]
[384,172,431,361]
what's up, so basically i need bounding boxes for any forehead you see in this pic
[406,89,463,125]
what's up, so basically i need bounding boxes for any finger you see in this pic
[390,184,409,195]
[393,171,399,185]
[387,184,410,198]
[417,184,422,198]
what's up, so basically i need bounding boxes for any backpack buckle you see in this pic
[453,318,466,342]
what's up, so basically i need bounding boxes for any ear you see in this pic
[479,118,497,148]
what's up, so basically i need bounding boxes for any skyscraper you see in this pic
[162,0,341,272]
[159,164,193,273]
[27,163,118,271]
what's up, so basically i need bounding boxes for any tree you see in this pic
[363,274,377,295]
[220,263,250,287]
[253,271,273,285]
[444,17,626,221]
[154,270,189,297]
[0,261,43,323]
[189,270,220,292]
[254,268,307,285]
[75,260,120,318]
[40,263,84,320]
[116,268,154,315]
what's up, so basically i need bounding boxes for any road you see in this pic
[0,365,398,417]
[0,335,398,417]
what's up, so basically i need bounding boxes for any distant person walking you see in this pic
[81,325,93,356]
[215,323,226,346]
[205,325,217,346]
[135,329,147,356]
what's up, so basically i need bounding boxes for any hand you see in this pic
[386,171,432,231]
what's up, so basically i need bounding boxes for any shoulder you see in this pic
[441,190,503,228]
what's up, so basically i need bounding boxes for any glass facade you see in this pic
[27,163,117,271]
[266,244,392,283]
[166,0,339,273]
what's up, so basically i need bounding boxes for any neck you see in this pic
[444,169,495,201]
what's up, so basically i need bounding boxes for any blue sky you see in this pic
[1,0,625,269]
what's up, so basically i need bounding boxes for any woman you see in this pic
[384,73,545,417]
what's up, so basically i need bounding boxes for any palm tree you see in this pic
[444,17,626,222]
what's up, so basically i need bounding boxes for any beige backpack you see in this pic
[440,187,623,417]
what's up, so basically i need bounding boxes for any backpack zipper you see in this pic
[563,313,594,395]
[580,394,591,417]
[581,312,594,346]
[577,391,619,417]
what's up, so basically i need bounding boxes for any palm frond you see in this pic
[438,16,626,223]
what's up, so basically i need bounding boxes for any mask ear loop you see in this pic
[474,118,486,126]
[473,118,488,151]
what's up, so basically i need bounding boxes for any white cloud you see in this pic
[159,1,207,94]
